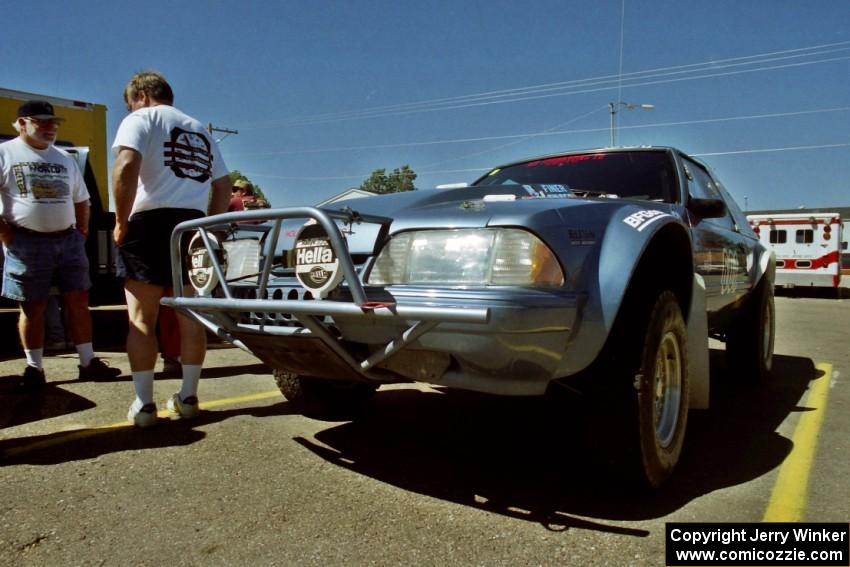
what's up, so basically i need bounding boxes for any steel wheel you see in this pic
[654,330,683,449]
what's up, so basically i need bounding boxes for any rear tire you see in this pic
[273,370,378,417]
[726,278,774,382]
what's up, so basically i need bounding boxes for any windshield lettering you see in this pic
[525,154,606,168]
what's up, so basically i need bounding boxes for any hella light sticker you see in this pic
[187,232,224,296]
[623,209,671,232]
[295,220,343,298]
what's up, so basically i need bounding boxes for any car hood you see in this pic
[312,185,671,255]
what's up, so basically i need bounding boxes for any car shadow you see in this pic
[0,401,296,466]
[292,350,819,533]
[776,287,849,300]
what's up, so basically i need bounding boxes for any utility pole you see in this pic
[207,123,238,143]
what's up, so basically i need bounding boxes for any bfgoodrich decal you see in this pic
[623,209,671,232]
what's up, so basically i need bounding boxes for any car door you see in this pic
[682,157,750,313]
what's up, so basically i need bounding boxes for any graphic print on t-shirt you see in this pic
[11,162,71,201]
[163,127,213,182]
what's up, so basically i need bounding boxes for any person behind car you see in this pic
[111,72,231,428]
[228,179,248,212]
[0,100,122,390]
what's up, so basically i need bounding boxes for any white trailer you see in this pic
[747,212,842,288]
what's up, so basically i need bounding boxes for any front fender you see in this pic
[560,205,691,375]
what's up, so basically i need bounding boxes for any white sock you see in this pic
[76,342,95,367]
[179,365,202,400]
[131,370,156,406]
[24,348,44,370]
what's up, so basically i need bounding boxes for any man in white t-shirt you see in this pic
[0,100,122,389]
[112,72,231,428]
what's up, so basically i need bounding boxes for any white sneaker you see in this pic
[127,399,158,428]
[167,394,200,419]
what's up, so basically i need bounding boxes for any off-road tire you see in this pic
[631,291,690,487]
[588,290,690,489]
[273,370,378,418]
[726,277,775,383]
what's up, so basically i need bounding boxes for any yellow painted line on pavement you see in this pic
[762,362,833,522]
[3,390,281,458]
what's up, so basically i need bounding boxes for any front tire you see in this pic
[274,370,378,417]
[633,291,690,487]
[588,290,690,489]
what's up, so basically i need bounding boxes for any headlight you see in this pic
[367,228,564,287]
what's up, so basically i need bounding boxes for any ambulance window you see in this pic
[769,230,786,244]
[795,229,813,244]
[842,241,847,250]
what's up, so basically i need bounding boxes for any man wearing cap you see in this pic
[0,100,122,389]
[112,72,231,428]
[228,179,248,212]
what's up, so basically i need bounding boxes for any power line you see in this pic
[242,141,850,183]
[616,0,626,105]
[248,41,850,126]
[694,142,850,157]
[418,105,611,169]
[229,105,850,157]
[240,41,850,129]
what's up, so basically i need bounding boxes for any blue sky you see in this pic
[2,0,848,211]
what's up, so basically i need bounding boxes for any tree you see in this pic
[358,165,417,194]
[228,170,270,207]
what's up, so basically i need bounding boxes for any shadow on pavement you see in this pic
[0,401,295,466]
[292,350,820,533]
[0,349,823,536]
[776,287,849,300]
[0,380,96,429]
[0,362,272,427]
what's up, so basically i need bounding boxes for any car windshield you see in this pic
[473,150,678,203]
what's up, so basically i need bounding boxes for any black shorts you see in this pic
[117,208,204,287]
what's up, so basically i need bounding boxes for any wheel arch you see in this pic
[599,219,694,331]
[599,219,708,409]
[627,223,694,317]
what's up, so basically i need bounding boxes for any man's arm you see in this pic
[112,147,142,244]
[208,175,233,216]
[74,200,91,237]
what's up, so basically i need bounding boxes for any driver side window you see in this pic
[685,161,721,200]
[683,158,734,230]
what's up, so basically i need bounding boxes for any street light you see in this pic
[608,101,654,147]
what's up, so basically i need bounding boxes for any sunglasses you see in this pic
[24,117,62,126]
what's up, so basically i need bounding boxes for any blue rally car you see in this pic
[163,146,775,487]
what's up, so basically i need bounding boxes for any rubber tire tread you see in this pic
[586,290,690,489]
[726,277,774,383]
[273,370,378,418]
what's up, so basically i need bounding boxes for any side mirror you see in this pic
[689,197,727,219]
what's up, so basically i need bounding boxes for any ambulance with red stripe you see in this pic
[747,212,842,288]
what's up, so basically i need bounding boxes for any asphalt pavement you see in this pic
[1,294,848,566]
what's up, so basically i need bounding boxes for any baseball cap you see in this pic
[17,100,65,122]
